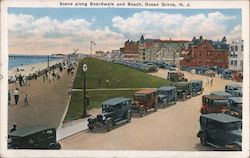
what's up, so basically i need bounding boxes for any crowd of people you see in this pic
[8,57,78,107]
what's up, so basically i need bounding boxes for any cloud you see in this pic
[8,14,126,54]
[112,11,238,41]
[226,25,242,42]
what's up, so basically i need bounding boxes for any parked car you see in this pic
[172,81,192,101]
[225,84,242,97]
[200,95,229,114]
[228,97,242,119]
[233,89,243,97]
[232,71,243,82]
[167,71,188,82]
[157,86,177,108]
[222,69,232,80]
[132,89,158,117]
[87,97,132,132]
[190,80,203,96]
[210,91,232,98]
[8,125,61,149]
[197,113,242,151]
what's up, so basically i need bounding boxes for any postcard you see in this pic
[0,0,249,157]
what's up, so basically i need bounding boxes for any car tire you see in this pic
[140,108,146,117]
[88,125,94,131]
[127,112,132,123]
[106,120,113,132]
[200,133,207,146]
[154,103,158,112]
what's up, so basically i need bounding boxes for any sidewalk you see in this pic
[57,118,89,141]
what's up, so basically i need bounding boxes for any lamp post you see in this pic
[82,64,88,117]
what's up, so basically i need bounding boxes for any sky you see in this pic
[8,8,242,55]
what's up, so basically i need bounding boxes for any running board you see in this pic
[207,142,220,148]
[115,119,128,125]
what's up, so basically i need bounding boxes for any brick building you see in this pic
[180,36,229,68]
[121,40,139,60]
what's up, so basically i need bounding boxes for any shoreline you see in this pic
[8,59,63,78]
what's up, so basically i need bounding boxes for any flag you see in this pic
[91,41,96,46]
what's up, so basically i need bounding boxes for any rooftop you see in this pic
[102,97,131,106]
[158,86,176,91]
[210,91,232,97]
[9,125,53,137]
[201,113,241,123]
[135,89,157,94]
[203,95,227,100]
[228,97,242,103]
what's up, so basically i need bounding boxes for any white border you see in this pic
[1,0,249,158]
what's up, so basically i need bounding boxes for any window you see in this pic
[235,46,238,51]
[241,45,243,52]
[234,60,237,66]
[231,46,234,51]
[230,60,234,66]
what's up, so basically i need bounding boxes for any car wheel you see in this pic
[106,120,113,132]
[127,112,132,123]
[154,103,158,112]
[140,108,146,117]
[200,133,207,146]
[88,125,94,131]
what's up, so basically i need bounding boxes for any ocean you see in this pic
[8,54,64,69]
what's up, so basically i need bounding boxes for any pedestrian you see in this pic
[98,77,102,86]
[43,74,46,83]
[117,79,120,87]
[8,90,11,105]
[24,94,29,106]
[205,77,209,86]
[19,74,23,87]
[106,80,109,86]
[10,124,17,132]
[210,77,213,86]
[13,88,19,105]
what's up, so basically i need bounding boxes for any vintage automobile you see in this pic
[228,97,242,119]
[197,113,242,151]
[231,71,243,82]
[172,81,192,101]
[225,84,242,97]
[8,125,61,149]
[87,97,132,132]
[233,89,243,97]
[132,89,158,117]
[190,80,203,96]
[222,69,233,80]
[157,86,177,108]
[167,71,188,82]
[210,91,232,98]
[200,95,229,114]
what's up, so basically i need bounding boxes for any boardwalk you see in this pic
[8,70,74,132]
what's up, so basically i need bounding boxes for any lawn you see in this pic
[64,57,172,122]
[64,90,135,123]
[73,58,171,89]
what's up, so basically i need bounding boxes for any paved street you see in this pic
[59,69,241,150]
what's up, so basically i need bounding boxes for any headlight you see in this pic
[102,115,106,120]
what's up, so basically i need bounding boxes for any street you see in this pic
[59,69,241,150]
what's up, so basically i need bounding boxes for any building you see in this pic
[180,36,229,68]
[121,40,139,60]
[95,51,105,57]
[228,40,243,71]
[139,35,188,64]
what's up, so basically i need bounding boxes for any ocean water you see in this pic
[8,54,63,69]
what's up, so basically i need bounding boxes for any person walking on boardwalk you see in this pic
[8,90,11,105]
[24,94,29,106]
[13,88,19,105]
[210,77,213,86]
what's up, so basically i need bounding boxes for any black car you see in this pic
[190,80,203,96]
[197,113,242,151]
[228,97,242,119]
[171,81,192,101]
[8,125,61,149]
[157,86,177,108]
[88,97,132,132]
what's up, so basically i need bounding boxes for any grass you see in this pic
[73,58,171,89]
[64,90,135,123]
[64,57,172,122]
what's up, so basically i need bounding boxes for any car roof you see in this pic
[190,80,202,83]
[102,97,131,106]
[201,113,241,123]
[177,81,192,84]
[228,97,242,103]
[210,91,232,97]
[9,125,53,137]
[225,84,242,88]
[135,89,157,94]
[203,95,227,100]
[158,86,176,91]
